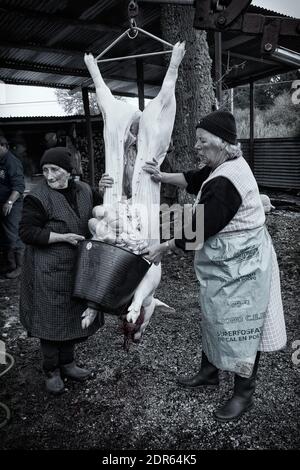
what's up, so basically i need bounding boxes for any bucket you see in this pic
[73,240,151,313]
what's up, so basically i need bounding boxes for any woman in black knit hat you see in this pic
[19,147,113,395]
[143,110,286,422]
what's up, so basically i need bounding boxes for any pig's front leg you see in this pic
[126,263,162,324]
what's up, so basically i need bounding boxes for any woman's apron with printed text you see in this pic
[193,157,286,377]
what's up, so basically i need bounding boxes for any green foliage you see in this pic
[235,91,300,139]
[55,89,99,115]
[234,71,299,110]
[55,89,127,116]
[264,92,300,130]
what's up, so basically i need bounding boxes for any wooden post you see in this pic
[136,58,145,111]
[214,31,223,107]
[82,87,95,186]
[249,81,254,172]
[229,88,234,114]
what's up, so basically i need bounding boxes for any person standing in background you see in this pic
[0,136,25,278]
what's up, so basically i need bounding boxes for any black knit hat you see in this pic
[40,147,73,172]
[196,110,237,145]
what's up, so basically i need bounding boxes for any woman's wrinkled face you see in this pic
[43,164,70,189]
[194,128,224,168]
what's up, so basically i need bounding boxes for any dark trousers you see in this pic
[40,339,75,372]
[0,200,24,249]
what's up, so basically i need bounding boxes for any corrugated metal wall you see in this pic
[240,138,300,190]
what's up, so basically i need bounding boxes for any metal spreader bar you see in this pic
[95,26,174,63]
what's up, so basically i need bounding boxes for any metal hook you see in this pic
[130,18,137,29]
[127,19,138,39]
[128,0,138,19]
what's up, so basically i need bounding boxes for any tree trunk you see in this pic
[160,5,215,203]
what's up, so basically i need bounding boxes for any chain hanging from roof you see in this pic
[127,0,139,38]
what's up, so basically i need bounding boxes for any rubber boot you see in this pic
[45,368,65,395]
[214,352,260,422]
[60,361,91,381]
[6,249,24,279]
[177,351,219,388]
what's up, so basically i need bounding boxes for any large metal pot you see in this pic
[73,240,151,313]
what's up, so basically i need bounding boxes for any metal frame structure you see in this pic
[0,0,299,182]
[96,26,174,63]
[192,0,300,170]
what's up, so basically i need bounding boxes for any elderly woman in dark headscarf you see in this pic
[143,110,286,422]
[19,147,112,395]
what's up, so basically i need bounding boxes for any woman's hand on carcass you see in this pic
[142,242,169,265]
[142,160,164,183]
[99,173,114,194]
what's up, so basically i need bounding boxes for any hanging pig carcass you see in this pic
[82,42,185,341]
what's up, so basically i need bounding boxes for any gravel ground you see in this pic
[0,210,299,450]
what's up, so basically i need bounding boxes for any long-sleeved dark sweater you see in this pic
[19,180,103,245]
[174,166,242,251]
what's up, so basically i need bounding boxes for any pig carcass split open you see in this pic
[82,43,185,339]
[84,53,148,255]
[84,52,141,206]
[132,42,186,246]
[125,42,186,340]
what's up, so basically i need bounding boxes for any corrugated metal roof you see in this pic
[0,114,101,122]
[0,1,298,95]
[249,4,294,18]
[1,0,68,15]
